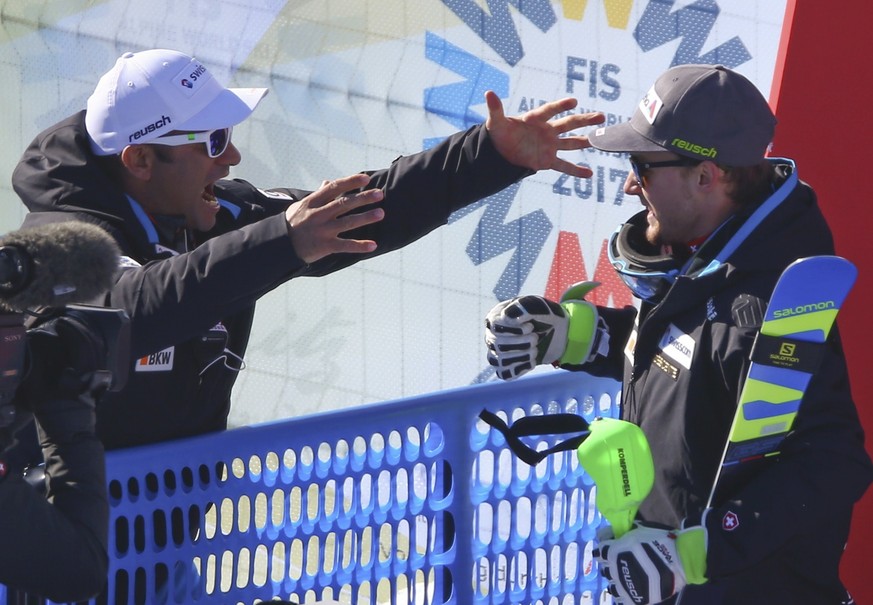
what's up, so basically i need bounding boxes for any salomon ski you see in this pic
[708,255,857,506]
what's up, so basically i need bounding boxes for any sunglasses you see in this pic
[151,127,233,158]
[629,156,702,186]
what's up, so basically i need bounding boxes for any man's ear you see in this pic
[697,160,723,190]
[119,145,155,181]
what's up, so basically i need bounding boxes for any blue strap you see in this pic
[694,158,799,278]
[125,195,160,244]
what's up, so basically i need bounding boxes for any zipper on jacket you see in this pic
[624,370,640,423]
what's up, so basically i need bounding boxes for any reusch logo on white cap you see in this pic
[85,49,268,156]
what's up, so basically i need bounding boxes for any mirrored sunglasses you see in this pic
[151,127,232,158]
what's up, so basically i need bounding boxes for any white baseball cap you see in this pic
[85,49,268,156]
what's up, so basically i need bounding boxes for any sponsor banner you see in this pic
[0,0,792,425]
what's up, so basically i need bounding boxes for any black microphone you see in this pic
[0,222,121,312]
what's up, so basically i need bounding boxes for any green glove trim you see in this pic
[559,281,600,302]
[560,281,600,303]
[676,526,708,585]
[558,299,598,365]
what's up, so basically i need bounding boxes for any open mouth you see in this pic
[202,183,220,209]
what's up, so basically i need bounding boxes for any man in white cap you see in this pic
[484,64,872,604]
[11,48,604,453]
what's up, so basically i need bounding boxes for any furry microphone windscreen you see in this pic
[0,222,121,312]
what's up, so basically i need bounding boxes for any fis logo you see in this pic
[136,346,174,372]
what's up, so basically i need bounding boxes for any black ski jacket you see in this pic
[12,110,530,449]
[585,161,873,604]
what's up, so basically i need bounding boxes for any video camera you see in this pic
[0,222,130,454]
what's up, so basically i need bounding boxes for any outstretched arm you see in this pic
[98,94,607,351]
[286,92,605,264]
[484,90,604,178]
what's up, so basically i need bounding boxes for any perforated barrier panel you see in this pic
[2,371,621,604]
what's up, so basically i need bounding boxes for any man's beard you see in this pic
[646,217,683,254]
[645,220,663,246]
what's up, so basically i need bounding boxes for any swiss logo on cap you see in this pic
[722,510,740,531]
[639,84,663,125]
[174,60,210,97]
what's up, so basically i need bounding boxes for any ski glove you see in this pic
[594,521,708,605]
[484,281,604,380]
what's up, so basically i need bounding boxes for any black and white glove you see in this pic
[594,521,708,605]
[484,295,569,379]
[484,282,603,380]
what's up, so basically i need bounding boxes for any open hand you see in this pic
[284,173,385,264]
[484,90,605,178]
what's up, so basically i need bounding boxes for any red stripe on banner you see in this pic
[545,231,633,308]
[768,0,798,115]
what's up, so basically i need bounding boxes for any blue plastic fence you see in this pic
[4,370,621,605]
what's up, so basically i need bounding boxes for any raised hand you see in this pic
[284,174,385,264]
[483,90,605,178]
